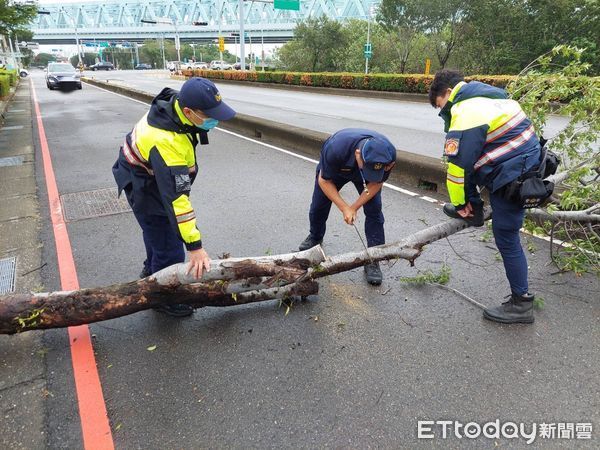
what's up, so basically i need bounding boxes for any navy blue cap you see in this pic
[360,137,397,182]
[178,77,236,121]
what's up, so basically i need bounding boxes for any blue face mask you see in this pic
[197,118,219,131]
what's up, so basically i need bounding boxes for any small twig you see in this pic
[398,314,414,328]
[20,262,47,277]
[445,237,494,267]
[430,283,488,310]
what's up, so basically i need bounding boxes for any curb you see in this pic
[82,77,447,195]
[171,74,430,103]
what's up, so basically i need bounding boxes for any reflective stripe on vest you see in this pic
[474,125,535,171]
[122,126,154,175]
[486,110,527,143]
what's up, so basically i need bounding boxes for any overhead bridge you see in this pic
[32,0,380,45]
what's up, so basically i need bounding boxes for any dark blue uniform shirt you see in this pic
[318,128,394,182]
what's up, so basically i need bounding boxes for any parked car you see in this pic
[134,63,152,70]
[233,62,251,70]
[45,63,82,90]
[192,61,209,70]
[90,61,115,71]
[181,61,195,70]
[19,68,29,77]
[209,60,233,70]
[166,61,181,71]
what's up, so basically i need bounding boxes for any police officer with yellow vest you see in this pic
[113,77,236,317]
[429,70,541,324]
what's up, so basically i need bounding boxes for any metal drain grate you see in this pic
[0,156,24,167]
[0,257,17,294]
[60,187,131,222]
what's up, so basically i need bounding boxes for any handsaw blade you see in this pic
[352,222,374,264]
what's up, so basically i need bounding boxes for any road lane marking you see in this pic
[216,127,443,204]
[31,79,115,450]
[86,80,439,202]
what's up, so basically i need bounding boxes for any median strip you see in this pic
[82,77,448,195]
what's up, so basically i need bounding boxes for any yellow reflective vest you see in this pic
[439,81,541,209]
[112,88,209,250]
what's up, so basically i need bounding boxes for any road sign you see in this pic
[99,42,109,48]
[274,0,300,11]
[218,36,225,52]
[424,58,431,75]
[364,43,372,59]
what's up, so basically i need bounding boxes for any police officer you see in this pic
[113,77,236,317]
[429,69,541,324]
[298,128,397,285]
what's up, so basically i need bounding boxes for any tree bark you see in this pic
[0,213,487,334]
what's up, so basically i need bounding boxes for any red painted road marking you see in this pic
[31,80,115,450]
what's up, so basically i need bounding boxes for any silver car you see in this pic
[45,63,82,90]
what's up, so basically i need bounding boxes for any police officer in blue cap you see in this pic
[113,77,236,317]
[299,128,397,285]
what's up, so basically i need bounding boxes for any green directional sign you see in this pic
[99,42,110,48]
[364,43,372,59]
[274,0,300,11]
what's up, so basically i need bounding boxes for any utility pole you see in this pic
[239,0,245,71]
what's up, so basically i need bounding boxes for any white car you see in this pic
[209,60,233,70]
[19,68,29,77]
[192,62,209,70]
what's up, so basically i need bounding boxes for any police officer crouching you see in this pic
[429,69,542,324]
[299,128,397,285]
[113,77,236,317]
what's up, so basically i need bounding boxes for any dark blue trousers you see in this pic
[308,173,385,247]
[489,191,529,295]
[132,210,185,275]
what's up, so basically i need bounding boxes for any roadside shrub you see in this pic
[0,74,10,97]
[175,70,519,94]
[0,69,18,88]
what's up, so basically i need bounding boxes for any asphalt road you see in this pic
[2,71,598,448]
[79,69,570,160]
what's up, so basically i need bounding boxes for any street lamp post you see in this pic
[239,0,246,71]
[61,8,82,66]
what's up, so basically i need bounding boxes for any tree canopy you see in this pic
[0,0,37,36]
[276,1,600,75]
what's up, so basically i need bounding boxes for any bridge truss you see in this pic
[32,0,380,45]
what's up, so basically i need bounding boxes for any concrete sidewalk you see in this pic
[0,80,47,449]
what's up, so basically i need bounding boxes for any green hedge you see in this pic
[0,69,18,97]
[0,75,11,97]
[179,69,515,94]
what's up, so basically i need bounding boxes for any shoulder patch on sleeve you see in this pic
[444,138,460,156]
[175,173,191,193]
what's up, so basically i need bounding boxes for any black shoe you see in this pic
[483,293,534,324]
[443,202,485,227]
[140,267,151,279]
[299,234,323,251]
[153,304,194,317]
[364,262,383,286]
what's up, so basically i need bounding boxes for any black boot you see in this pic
[364,262,383,286]
[483,293,535,324]
[299,234,323,251]
[139,266,151,279]
[153,303,194,317]
[443,202,484,227]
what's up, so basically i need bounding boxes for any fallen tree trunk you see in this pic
[0,213,489,334]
